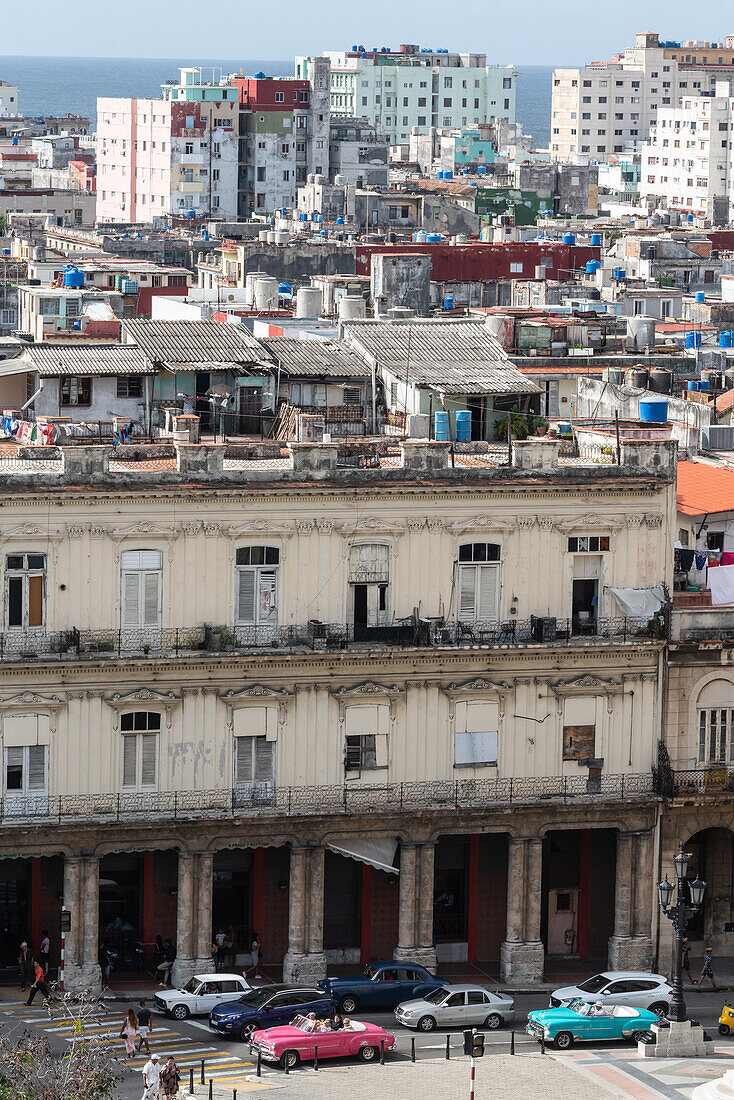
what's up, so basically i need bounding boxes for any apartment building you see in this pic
[640,81,733,221]
[0,434,673,986]
[0,80,19,117]
[96,68,239,224]
[551,31,734,162]
[311,44,515,146]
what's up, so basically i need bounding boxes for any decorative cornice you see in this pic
[555,514,625,531]
[0,691,65,708]
[0,523,64,543]
[445,516,517,535]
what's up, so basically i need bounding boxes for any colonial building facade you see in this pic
[0,438,674,992]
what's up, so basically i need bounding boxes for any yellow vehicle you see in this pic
[718,1003,734,1035]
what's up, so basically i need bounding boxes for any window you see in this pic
[60,376,92,406]
[5,553,45,629]
[699,706,734,763]
[120,550,162,634]
[274,91,284,103]
[121,711,160,789]
[0,308,16,326]
[454,700,499,767]
[567,535,610,552]
[185,142,194,155]
[117,376,142,398]
[458,543,500,622]
[235,729,275,791]
[4,745,47,808]
[343,386,361,406]
[235,546,279,626]
[39,298,58,317]
[345,703,389,774]
[563,724,595,761]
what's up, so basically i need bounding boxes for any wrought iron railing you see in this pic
[0,616,661,661]
[0,772,658,826]
[661,767,734,798]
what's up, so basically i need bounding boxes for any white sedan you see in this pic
[395,984,515,1031]
[154,973,250,1020]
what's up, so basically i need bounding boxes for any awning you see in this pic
[327,836,399,875]
[609,585,665,618]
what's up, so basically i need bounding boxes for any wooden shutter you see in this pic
[254,738,274,782]
[458,565,476,619]
[235,736,253,784]
[5,746,24,788]
[142,572,161,627]
[27,575,44,627]
[140,734,157,787]
[122,572,140,628]
[236,569,256,623]
[27,746,47,792]
[476,565,499,620]
[563,725,596,761]
[258,570,277,622]
[454,732,474,765]
[122,735,137,787]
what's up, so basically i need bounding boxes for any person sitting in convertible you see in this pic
[591,1002,607,1016]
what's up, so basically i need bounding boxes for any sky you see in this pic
[5,0,734,64]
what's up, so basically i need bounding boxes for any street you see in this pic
[0,988,731,1098]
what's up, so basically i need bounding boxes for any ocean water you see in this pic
[0,56,554,147]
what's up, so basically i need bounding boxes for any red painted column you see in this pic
[577,830,591,960]
[30,857,42,953]
[252,848,264,940]
[467,834,479,963]
[360,863,373,965]
[142,851,154,966]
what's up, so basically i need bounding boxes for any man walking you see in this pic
[141,1051,161,1099]
[26,958,53,1006]
[137,999,154,1056]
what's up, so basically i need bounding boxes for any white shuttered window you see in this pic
[457,543,500,622]
[235,736,275,785]
[235,547,279,625]
[121,711,160,789]
[120,550,162,629]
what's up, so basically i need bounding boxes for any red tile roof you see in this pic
[677,459,734,515]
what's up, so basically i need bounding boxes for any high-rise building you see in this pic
[306,45,515,146]
[551,31,734,162]
[0,80,19,117]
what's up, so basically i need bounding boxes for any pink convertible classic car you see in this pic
[250,1015,396,1069]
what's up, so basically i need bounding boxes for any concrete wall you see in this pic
[33,375,147,425]
[371,253,431,317]
[576,376,713,454]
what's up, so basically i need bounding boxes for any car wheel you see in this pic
[359,1045,378,1062]
[719,1024,731,1036]
[648,1002,668,1019]
[280,1049,299,1070]
[239,1023,256,1042]
[554,1031,573,1051]
[418,1016,436,1032]
[171,1004,189,1021]
[339,996,358,1014]
[485,1013,502,1030]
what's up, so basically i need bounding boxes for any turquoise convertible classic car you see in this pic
[527,999,658,1049]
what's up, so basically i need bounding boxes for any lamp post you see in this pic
[657,841,707,1023]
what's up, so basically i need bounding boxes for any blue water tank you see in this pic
[185,210,195,219]
[720,332,732,348]
[585,261,596,274]
[11,136,17,145]
[444,170,453,179]
[320,229,328,238]
[699,378,710,391]
[455,410,471,441]
[562,232,576,245]
[281,207,287,215]
[688,380,700,390]
[352,44,358,51]
[477,164,486,174]
[199,227,207,235]
[278,282,292,298]
[444,295,454,310]
[0,248,10,256]
[63,266,85,288]
[557,421,572,435]
[591,233,601,246]
[639,398,668,423]
[254,71,265,79]
[426,233,441,242]
[695,291,705,303]
[687,213,695,222]
[685,331,702,348]
[336,216,345,225]
[434,411,450,441]
[300,213,308,222]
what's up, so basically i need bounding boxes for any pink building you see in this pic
[96,97,173,222]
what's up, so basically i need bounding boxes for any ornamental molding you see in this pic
[182,521,200,537]
[316,519,333,534]
[427,517,444,532]
[333,680,403,725]
[626,515,644,528]
[225,520,295,538]
[555,514,625,532]
[104,688,179,730]
[295,520,313,535]
[0,523,64,543]
[549,673,623,716]
[441,677,512,719]
[445,516,515,535]
[0,690,64,709]
[407,518,425,533]
[110,521,179,563]
[221,684,292,731]
[66,523,86,539]
[645,513,664,528]
[338,516,406,536]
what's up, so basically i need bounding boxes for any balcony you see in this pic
[176,181,203,193]
[0,772,658,828]
[0,617,663,663]
[659,767,734,799]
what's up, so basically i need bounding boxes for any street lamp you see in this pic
[657,841,707,1023]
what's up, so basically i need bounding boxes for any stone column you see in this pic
[61,855,99,993]
[283,847,326,983]
[416,843,438,970]
[500,837,545,984]
[194,852,215,972]
[609,830,654,971]
[394,842,418,962]
[171,851,196,987]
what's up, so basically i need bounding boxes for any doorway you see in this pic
[352,583,387,629]
[238,387,262,436]
[195,371,211,428]
[572,579,598,634]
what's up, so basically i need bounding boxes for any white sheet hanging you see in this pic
[609,585,665,618]
[707,565,734,607]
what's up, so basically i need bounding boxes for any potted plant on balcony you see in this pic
[533,416,549,437]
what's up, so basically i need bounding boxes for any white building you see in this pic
[313,45,515,146]
[0,80,19,117]
[96,69,239,224]
[551,31,734,162]
[640,82,733,221]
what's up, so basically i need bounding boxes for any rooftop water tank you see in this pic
[688,380,700,391]
[338,294,367,321]
[278,282,293,299]
[626,367,649,389]
[414,230,427,243]
[258,230,270,242]
[725,367,734,389]
[253,276,279,311]
[485,313,514,350]
[702,369,723,391]
[63,266,85,288]
[254,71,265,79]
[720,331,732,348]
[244,270,266,308]
[591,233,601,246]
[685,331,702,348]
[626,315,656,354]
[687,213,695,222]
[648,368,672,394]
[477,164,486,174]
[695,291,705,303]
[0,248,9,256]
[603,367,625,385]
[562,232,576,245]
[295,286,322,319]
[336,216,345,225]
[639,398,668,423]
[444,295,454,310]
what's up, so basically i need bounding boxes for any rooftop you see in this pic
[122,319,266,365]
[676,459,734,516]
[13,344,152,377]
[259,337,372,378]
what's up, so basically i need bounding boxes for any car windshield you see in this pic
[364,966,377,979]
[577,975,609,994]
[182,979,200,995]
[567,999,592,1016]
[237,989,271,1007]
[423,988,448,1006]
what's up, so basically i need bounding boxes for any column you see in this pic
[416,843,438,970]
[500,836,545,984]
[307,846,325,957]
[609,830,654,971]
[394,842,418,961]
[73,856,102,994]
[61,856,89,992]
[283,847,326,983]
[194,852,214,971]
[171,851,196,987]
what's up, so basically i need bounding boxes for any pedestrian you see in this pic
[152,934,164,974]
[98,939,112,991]
[141,1051,161,1099]
[245,932,262,979]
[26,958,53,1006]
[119,1007,138,1058]
[214,927,226,971]
[156,938,175,987]
[698,946,717,991]
[160,1054,181,1097]
[681,937,693,984]
[18,941,33,992]
[137,999,153,1055]
[39,929,50,975]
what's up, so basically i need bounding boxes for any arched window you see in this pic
[235,546,279,626]
[696,679,734,764]
[457,542,501,623]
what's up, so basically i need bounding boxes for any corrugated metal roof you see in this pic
[342,320,539,394]
[259,338,372,378]
[18,344,152,376]
[123,320,266,364]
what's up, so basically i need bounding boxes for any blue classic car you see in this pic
[527,999,658,1049]
[209,985,335,1042]
[319,962,448,1013]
